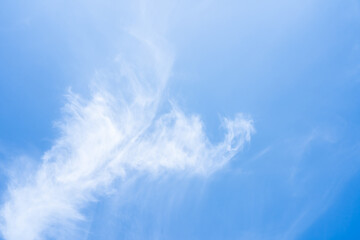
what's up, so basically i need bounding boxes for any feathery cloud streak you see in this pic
[0,4,254,240]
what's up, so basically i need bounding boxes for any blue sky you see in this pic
[0,0,360,239]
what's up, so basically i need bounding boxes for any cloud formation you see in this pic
[0,4,254,240]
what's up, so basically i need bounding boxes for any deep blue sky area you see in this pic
[0,0,360,240]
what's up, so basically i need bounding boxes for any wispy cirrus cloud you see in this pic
[0,2,254,240]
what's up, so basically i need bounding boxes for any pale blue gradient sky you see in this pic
[1,0,360,239]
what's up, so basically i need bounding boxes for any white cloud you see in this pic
[0,2,254,240]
